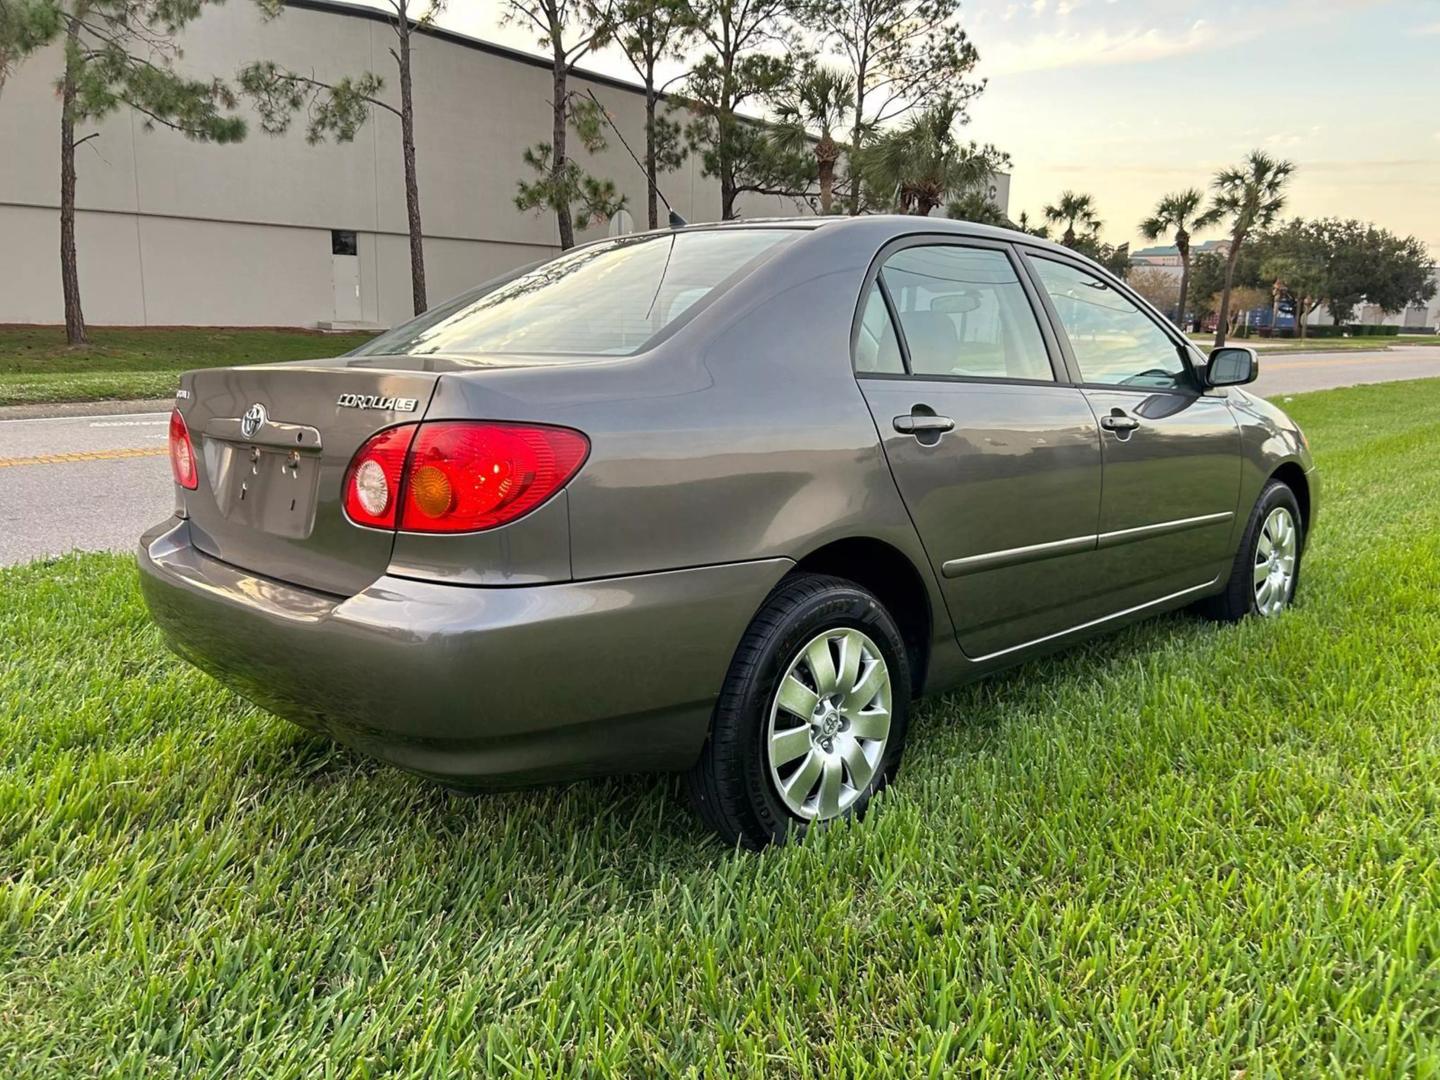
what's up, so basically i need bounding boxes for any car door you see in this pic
[1023,252,1242,605]
[854,239,1105,660]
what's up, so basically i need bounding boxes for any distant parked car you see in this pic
[139,217,1317,848]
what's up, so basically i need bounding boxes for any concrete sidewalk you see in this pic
[0,398,173,422]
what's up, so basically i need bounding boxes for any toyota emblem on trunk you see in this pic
[241,402,268,439]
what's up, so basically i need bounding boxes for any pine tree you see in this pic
[505,0,620,248]
[48,0,246,345]
[0,0,62,98]
[240,0,441,316]
[588,0,690,229]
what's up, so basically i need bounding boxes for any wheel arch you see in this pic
[790,536,934,695]
[1269,460,1311,542]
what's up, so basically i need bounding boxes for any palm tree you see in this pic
[1209,151,1295,347]
[944,189,1008,227]
[1042,191,1100,246]
[1140,188,1221,329]
[1016,211,1049,239]
[772,66,854,215]
[859,99,1008,217]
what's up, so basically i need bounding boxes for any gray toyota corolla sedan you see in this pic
[139,216,1317,848]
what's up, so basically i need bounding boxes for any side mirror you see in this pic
[1206,346,1259,387]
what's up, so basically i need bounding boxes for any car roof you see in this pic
[673,214,1079,259]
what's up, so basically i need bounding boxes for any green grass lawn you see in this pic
[3,380,1440,1075]
[0,327,377,407]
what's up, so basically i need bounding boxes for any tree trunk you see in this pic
[551,49,574,248]
[721,177,736,220]
[1213,237,1242,348]
[1177,258,1191,332]
[59,21,86,347]
[718,109,736,220]
[396,22,427,315]
[1174,229,1190,330]
[847,81,865,216]
[1063,225,1075,247]
[816,134,836,216]
[644,83,658,230]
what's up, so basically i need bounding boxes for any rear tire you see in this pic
[1197,479,1304,622]
[685,573,911,849]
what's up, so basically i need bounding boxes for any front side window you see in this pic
[355,229,797,358]
[1030,258,1190,389]
[879,246,1054,381]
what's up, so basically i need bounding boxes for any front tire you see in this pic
[1198,479,1304,622]
[685,573,912,849]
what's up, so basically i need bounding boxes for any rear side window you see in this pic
[880,246,1053,382]
[357,229,797,358]
[854,284,904,374]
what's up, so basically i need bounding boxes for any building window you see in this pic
[331,230,358,256]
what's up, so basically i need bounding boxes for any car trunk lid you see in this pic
[177,360,441,596]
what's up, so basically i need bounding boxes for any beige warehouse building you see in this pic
[0,0,911,329]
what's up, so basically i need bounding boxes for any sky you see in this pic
[434,0,1440,255]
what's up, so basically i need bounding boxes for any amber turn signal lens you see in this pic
[409,464,454,518]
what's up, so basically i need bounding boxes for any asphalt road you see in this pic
[3,346,1438,567]
[1248,345,1440,397]
[0,411,174,566]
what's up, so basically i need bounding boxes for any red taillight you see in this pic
[400,422,588,533]
[343,421,587,534]
[342,424,417,529]
[168,409,198,490]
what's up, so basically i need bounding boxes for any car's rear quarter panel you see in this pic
[426,227,939,591]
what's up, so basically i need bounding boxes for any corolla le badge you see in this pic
[241,402,268,439]
[336,394,419,412]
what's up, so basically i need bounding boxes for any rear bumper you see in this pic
[138,518,791,786]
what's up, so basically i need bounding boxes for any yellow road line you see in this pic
[0,447,168,468]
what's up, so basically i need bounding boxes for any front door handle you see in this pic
[1100,412,1140,432]
[893,414,955,435]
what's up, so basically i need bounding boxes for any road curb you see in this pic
[0,398,173,422]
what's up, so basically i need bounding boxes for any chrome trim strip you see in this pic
[942,511,1234,579]
[205,416,323,452]
[941,534,1095,578]
[968,577,1221,663]
[1096,510,1233,549]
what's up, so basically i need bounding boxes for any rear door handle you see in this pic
[1100,412,1140,432]
[893,414,955,435]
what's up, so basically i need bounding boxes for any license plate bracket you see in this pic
[208,443,322,538]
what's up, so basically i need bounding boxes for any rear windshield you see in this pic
[355,228,799,358]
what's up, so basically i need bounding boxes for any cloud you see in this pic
[1419,20,1440,35]
[980,17,1226,75]
[976,0,1397,78]
[1296,159,1440,174]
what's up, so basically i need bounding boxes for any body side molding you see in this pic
[941,510,1235,579]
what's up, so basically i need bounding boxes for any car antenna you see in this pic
[586,89,687,229]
